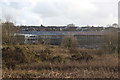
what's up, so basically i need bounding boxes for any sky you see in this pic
[0,0,119,26]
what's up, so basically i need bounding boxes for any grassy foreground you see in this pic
[2,44,118,78]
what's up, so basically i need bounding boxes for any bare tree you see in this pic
[2,21,17,44]
[0,19,2,45]
[61,35,78,49]
[103,28,118,53]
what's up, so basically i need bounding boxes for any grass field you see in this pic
[2,44,119,78]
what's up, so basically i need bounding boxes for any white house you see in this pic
[15,33,38,44]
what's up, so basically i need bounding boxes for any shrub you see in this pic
[51,55,65,63]
[4,59,16,70]
[102,28,118,54]
[42,47,51,54]
[61,35,78,49]
[71,52,93,62]
[2,21,18,44]
[95,50,104,56]
[2,46,28,69]
[35,48,52,61]
[69,48,79,54]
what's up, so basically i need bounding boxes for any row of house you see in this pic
[19,23,119,32]
[19,25,105,31]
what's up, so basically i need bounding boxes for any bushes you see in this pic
[52,55,65,63]
[71,51,94,62]
[2,44,95,70]
[2,46,28,69]
[2,45,39,69]
[61,35,78,49]
[35,48,52,61]
[69,48,79,54]
[35,48,66,63]
[2,21,18,44]
[102,28,118,54]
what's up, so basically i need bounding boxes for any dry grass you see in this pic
[3,69,118,78]
[2,44,119,78]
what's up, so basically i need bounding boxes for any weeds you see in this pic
[71,52,93,62]
[2,44,118,78]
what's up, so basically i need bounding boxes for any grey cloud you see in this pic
[0,0,118,26]
[8,2,24,9]
[33,2,61,17]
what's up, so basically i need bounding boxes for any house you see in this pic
[15,33,38,44]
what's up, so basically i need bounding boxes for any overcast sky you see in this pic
[0,0,119,26]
